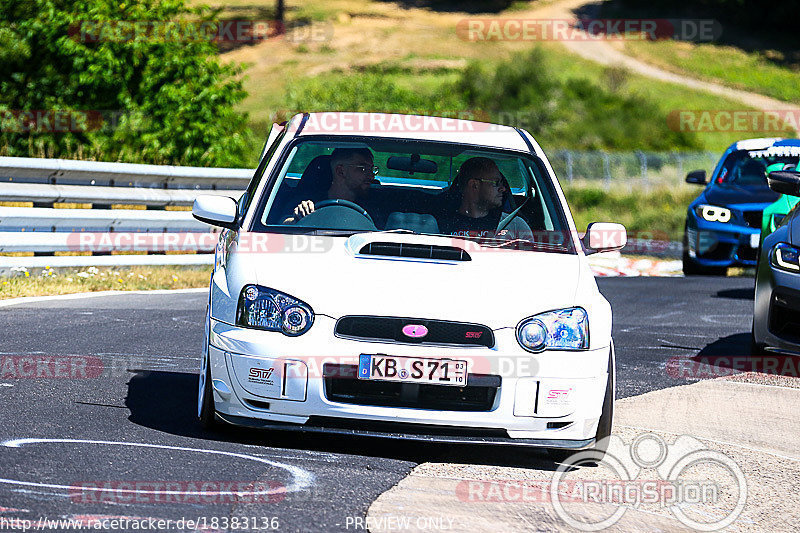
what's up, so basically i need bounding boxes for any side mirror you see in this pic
[192,195,238,229]
[768,170,800,197]
[685,169,707,185]
[583,222,627,254]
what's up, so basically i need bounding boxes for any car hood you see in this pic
[234,232,584,327]
[703,184,779,207]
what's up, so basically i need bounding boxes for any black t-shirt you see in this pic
[440,211,500,237]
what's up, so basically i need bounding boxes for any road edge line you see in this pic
[0,288,207,308]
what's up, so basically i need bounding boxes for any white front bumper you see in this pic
[206,317,611,443]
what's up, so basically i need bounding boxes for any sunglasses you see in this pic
[344,164,379,176]
[477,178,506,189]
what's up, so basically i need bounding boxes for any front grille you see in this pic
[323,364,500,411]
[336,316,494,347]
[741,210,763,229]
[735,245,758,263]
[697,242,733,261]
[359,242,471,261]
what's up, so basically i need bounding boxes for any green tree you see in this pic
[0,0,249,167]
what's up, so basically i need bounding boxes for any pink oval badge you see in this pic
[402,324,429,339]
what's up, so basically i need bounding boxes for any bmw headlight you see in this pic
[695,204,731,223]
[516,307,589,352]
[236,285,314,336]
[770,243,800,273]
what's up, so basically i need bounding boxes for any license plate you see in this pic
[750,233,760,248]
[358,354,468,386]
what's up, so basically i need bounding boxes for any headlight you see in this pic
[236,285,314,336]
[516,307,588,352]
[695,204,731,223]
[770,243,800,273]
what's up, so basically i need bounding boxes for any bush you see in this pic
[457,48,702,151]
[0,0,250,167]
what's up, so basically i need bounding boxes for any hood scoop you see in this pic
[359,241,471,261]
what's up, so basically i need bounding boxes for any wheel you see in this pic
[548,344,615,464]
[593,346,615,455]
[750,319,765,356]
[198,351,221,430]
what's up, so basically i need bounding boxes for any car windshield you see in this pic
[716,148,800,187]
[252,138,574,254]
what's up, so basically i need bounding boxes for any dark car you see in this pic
[683,138,800,275]
[753,168,800,355]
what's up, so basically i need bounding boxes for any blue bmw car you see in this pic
[683,138,800,275]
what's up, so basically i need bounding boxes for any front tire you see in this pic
[593,346,615,455]
[198,353,220,430]
[750,319,766,356]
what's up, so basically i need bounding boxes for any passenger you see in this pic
[285,147,377,223]
[439,157,507,237]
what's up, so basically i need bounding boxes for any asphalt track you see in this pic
[0,276,755,531]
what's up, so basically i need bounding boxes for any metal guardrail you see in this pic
[0,156,251,189]
[0,156,248,273]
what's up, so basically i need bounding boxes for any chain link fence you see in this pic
[550,150,719,190]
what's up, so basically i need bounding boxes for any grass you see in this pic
[537,42,786,153]
[623,40,800,105]
[563,185,697,241]
[0,265,211,300]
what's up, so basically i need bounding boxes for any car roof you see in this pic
[730,137,799,151]
[287,112,532,152]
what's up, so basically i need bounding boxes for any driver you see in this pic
[285,147,377,223]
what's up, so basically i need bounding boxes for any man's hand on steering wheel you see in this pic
[285,198,374,225]
[293,200,316,220]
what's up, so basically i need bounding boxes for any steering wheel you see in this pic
[313,199,374,225]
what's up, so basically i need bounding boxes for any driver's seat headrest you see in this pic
[296,155,333,196]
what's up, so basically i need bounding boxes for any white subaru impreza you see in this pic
[193,112,625,454]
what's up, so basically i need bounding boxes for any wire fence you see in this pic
[550,150,719,190]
